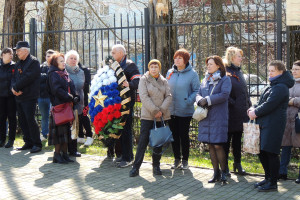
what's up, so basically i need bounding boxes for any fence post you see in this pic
[276,0,282,60]
[29,18,36,57]
[144,8,150,71]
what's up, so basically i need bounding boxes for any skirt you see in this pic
[48,115,70,145]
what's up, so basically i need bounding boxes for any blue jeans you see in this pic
[38,98,51,138]
[279,146,292,175]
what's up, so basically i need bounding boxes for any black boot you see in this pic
[254,179,269,188]
[225,165,231,177]
[221,171,227,183]
[62,152,74,162]
[53,152,68,164]
[153,166,162,175]
[208,170,221,183]
[258,181,277,192]
[129,167,139,177]
[233,163,246,175]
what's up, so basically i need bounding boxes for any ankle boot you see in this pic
[208,170,221,183]
[225,165,231,177]
[62,152,74,162]
[233,163,246,175]
[53,152,68,164]
[221,171,227,183]
[153,166,162,175]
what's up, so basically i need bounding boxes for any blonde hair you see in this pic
[223,46,243,67]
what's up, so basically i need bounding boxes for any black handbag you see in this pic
[149,117,174,148]
[295,111,300,134]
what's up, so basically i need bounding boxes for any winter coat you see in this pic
[66,65,85,114]
[12,54,41,102]
[166,63,200,117]
[79,63,91,106]
[39,61,50,98]
[254,71,294,154]
[226,64,252,132]
[47,66,76,106]
[139,71,172,121]
[0,59,15,97]
[281,77,300,147]
[197,75,232,143]
[119,56,140,103]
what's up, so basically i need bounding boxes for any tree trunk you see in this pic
[2,0,26,48]
[149,0,177,76]
[288,26,300,68]
[41,0,65,61]
[211,0,226,56]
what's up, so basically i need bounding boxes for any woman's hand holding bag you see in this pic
[149,117,173,148]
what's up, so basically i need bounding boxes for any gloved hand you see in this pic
[197,98,208,107]
[73,95,80,104]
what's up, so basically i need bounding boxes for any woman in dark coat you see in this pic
[223,47,251,175]
[248,60,294,192]
[47,53,78,164]
[0,48,16,148]
[196,56,231,183]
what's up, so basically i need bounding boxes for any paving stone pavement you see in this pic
[1,148,300,200]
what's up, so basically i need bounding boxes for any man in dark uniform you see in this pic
[12,41,42,153]
[111,44,140,168]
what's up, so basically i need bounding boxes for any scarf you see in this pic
[269,74,282,82]
[205,70,222,85]
[56,69,70,82]
[66,64,80,74]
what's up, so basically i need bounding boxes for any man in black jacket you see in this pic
[111,44,140,168]
[39,49,55,141]
[12,41,42,153]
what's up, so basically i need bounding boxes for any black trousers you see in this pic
[120,102,134,162]
[169,115,192,161]
[258,150,280,185]
[0,96,17,142]
[133,119,163,169]
[16,99,42,148]
[107,139,122,158]
[224,131,243,164]
[78,114,92,138]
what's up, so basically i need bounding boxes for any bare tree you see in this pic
[288,26,300,67]
[149,0,177,76]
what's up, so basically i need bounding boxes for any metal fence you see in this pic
[0,1,292,148]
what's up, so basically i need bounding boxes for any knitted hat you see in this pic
[148,59,162,71]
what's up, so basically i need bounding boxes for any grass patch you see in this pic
[12,134,299,179]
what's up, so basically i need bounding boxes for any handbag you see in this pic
[51,102,74,126]
[243,120,260,154]
[295,110,300,134]
[193,84,216,122]
[149,117,174,148]
[71,109,79,139]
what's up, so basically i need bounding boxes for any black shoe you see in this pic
[129,168,139,177]
[114,156,122,163]
[258,182,277,192]
[153,166,162,175]
[225,166,231,177]
[254,179,269,188]
[69,152,81,157]
[233,163,246,175]
[117,160,133,168]
[0,140,5,147]
[17,143,33,150]
[53,152,68,164]
[295,174,300,184]
[181,160,189,170]
[171,159,181,169]
[4,140,14,148]
[208,170,221,183]
[62,152,74,162]
[221,171,227,183]
[278,174,287,180]
[30,146,42,153]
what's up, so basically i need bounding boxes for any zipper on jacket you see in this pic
[173,73,179,116]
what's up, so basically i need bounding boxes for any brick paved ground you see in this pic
[0,148,300,200]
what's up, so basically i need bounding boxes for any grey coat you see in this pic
[166,63,200,117]
[281,78,300,147]
[197,75,232,143]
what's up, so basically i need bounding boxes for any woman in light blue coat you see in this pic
[196,55,231,183]
[166,49,200,170]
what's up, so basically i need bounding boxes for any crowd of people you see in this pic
[0,41,300,192]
